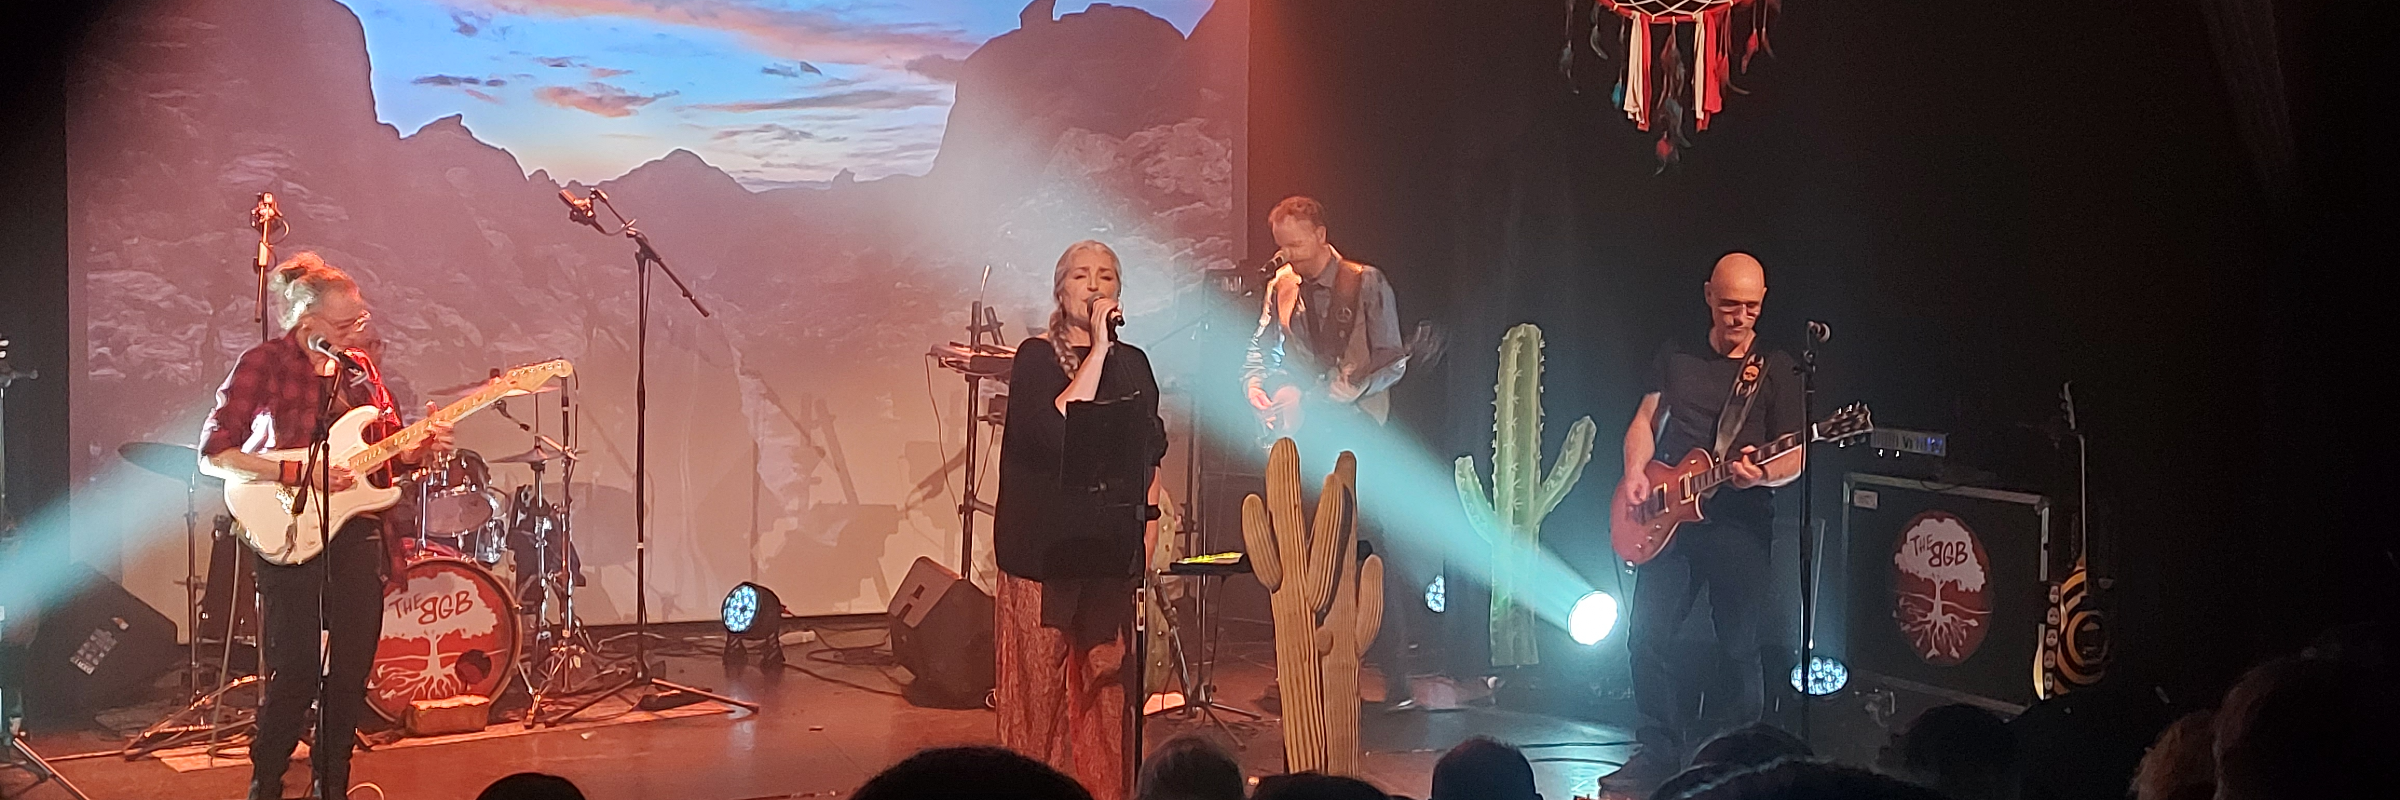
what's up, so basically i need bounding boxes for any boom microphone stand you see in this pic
[1795,319,1829,740]
[548,188,756,724]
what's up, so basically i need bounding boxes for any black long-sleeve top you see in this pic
[992,336,1168,582]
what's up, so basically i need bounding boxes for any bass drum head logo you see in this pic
[1890,511,1993,666]
[368,559,518,721]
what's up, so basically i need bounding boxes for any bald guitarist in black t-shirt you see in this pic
[1606,253,1805,787]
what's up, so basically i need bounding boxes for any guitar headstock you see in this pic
[494,359,574,396]
[1814,403,1875,447]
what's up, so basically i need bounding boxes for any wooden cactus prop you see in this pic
[1455,323,1597,667]
[1242,439,1383,775]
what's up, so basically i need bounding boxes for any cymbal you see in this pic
[117,441,218,484]
[488,442,576,465]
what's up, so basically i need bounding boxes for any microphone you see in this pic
[307,335,365,371]
[250,192,280,228]
[1105,307,1126,343]
[1266,251,1291,270]
[558,188,605,233]
[1806,319,1833,344]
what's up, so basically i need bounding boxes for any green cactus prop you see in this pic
[1242,439,1384,775]
[1455,324,1597,667]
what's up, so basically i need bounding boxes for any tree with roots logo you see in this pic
[1890,511,1993,665]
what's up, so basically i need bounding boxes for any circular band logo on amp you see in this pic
[1889,511,1993,666]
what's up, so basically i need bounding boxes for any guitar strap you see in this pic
[1307,259,1368,373]
[1710,351,1768,459]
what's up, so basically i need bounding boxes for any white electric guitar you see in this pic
[222,359,573,565]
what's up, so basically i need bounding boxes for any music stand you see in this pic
[1061,391,1159,796]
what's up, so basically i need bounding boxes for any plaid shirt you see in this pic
[200,332,398,460]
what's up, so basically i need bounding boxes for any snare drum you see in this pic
[367,558,521,722]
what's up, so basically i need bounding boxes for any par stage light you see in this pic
[1790,655,1849,696]
[1424,575,1446,614]
[1568,591,1618,645]
[721,582,786,668]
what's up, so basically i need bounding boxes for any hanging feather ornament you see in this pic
[1590,0,1777,167]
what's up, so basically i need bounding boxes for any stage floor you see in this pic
[18,624,1635,800]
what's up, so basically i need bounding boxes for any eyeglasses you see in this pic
[320,310,372,333]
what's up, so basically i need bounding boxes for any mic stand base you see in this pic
[7,730,95,800]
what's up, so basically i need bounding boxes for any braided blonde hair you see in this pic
[267,251,359,332]
[1046,240,1122,377]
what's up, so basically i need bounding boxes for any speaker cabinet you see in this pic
[888,557,994,709]
[23,563,180,722]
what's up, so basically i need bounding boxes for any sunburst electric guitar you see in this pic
[223,359,573,565]
[1610,403,1873,565]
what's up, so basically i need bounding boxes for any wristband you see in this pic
[278,460,302,487]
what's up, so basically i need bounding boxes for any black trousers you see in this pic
[1626,520,1770,757]
[251,518,385,782]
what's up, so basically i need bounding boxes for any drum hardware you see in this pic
[113,442,269,762]
[477,382,622,726]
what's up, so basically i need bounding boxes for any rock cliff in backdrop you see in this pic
[68,0,1236,620]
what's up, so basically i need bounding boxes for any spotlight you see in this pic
[721,582,786,668]
[1790,655,1848,696]
[1424,575,1446,614]
[1568,591,1618,645]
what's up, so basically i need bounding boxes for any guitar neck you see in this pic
[1690,431,1805,494]
[345,384,512,473]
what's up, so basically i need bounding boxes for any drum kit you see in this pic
[119,374,609,759]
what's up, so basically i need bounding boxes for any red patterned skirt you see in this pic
[994,572,1130,800]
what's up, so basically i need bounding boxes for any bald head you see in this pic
[1710,252,1766,294]
[1704,252,1766,353]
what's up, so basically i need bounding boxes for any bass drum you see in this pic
[367,558,521,722]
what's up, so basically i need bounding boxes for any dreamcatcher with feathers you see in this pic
[1562,0,1780,170]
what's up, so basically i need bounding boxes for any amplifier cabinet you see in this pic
[1839,473,2049,711]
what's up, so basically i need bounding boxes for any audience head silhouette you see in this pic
[1138,734,1246,800]
[2212,653,2399,800]
[853,746,1095,800]
[475,772,586,800]
[1430,736,1539,800]
[2132,710,2216,800]
[1679,760,1946,800]
[1251,772,1388,800]
[1690,723,1812,770]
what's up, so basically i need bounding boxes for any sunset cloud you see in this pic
[712,123,818,143]
[903,54,963,82]
[460,0,975,64]
[535,82,678,117]
[413,74,506,87]
[760,61,822,79]
[688,88,943,114]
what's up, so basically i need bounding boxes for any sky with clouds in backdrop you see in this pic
[338,1,1214,190]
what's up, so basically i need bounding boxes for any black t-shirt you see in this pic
[1642,332,1804,532]
[993,337,1169,582]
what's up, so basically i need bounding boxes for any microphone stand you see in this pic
[1795,322,1824,741]
[548,190,757,725]
[248,197,281,342]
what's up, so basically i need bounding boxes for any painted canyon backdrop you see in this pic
[67,0,1244,627]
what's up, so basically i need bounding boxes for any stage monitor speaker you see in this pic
[888,556,993,709]
[23,563,180,723]
[1839,473,2049,710]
